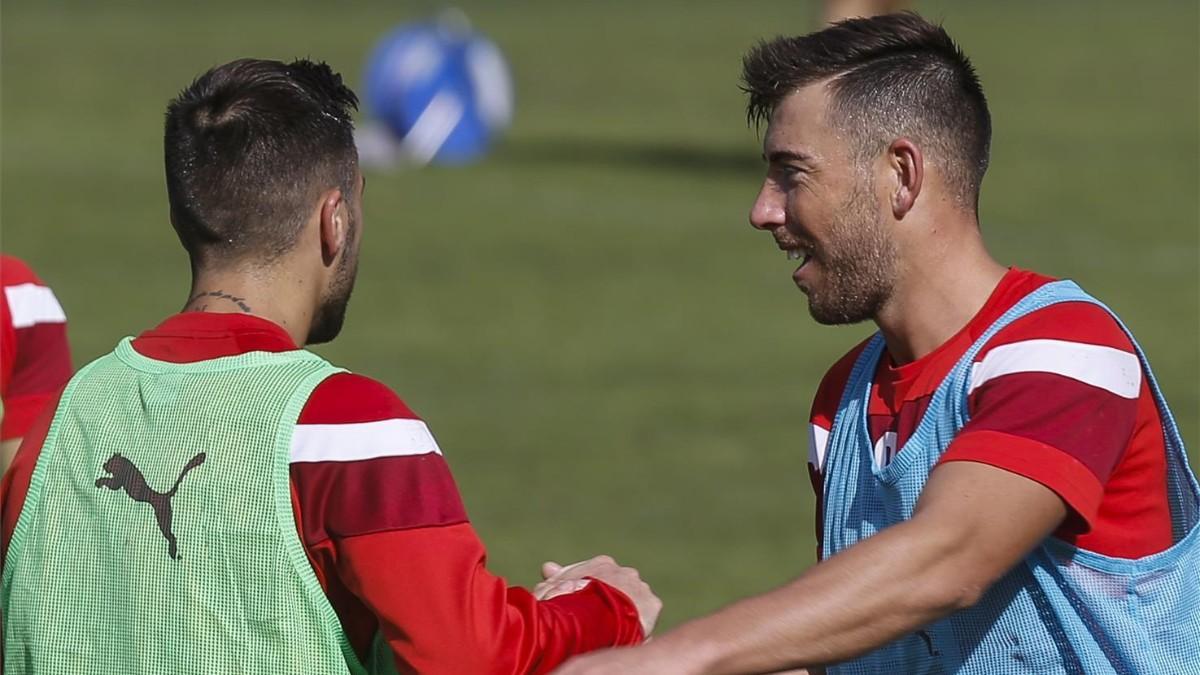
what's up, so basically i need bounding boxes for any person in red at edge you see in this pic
[0,254,72,474]
[1,59,657,673]
[553,14,1190,675]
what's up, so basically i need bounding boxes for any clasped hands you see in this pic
[533,555,662,637]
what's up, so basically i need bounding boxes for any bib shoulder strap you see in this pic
[935,280,1091,428]
[837,334,888,412]
[939,280,1186,450]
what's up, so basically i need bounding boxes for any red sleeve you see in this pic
[1,387,61,565]
[0,260,72,440]
[939,302,1141,528]
[808,340,870,559]
[337,526,642,674]
[290,373,643,673]
[1,293,14,395]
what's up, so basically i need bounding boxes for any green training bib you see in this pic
[2,338,367,674]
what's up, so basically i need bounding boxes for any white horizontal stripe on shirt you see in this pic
[5,283,66,329]
[968,338,1141,399]
[290,418,442,463]
[809,423,831,473]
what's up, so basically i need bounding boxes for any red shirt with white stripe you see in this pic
[0,312,642,674]
[808,268,1171,559]
[0,255,71,441]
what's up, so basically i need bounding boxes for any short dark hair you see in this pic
[164,58,359,266]
[742,13,991,207]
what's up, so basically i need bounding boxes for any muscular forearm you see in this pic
[651,517,983,674]
[550,465,1068,675]
[645,463,1067,675]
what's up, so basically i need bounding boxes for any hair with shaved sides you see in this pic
[741,13,991,208]
[164,58,359,267]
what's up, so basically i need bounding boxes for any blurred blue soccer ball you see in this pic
[363,14,513,165]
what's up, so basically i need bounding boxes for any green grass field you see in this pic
[3,0,1197,630]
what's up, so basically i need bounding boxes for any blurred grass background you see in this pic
[2,0,1197,630]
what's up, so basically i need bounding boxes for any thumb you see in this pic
[542,561,564,579]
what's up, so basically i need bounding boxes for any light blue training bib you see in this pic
[822,280,1200,674]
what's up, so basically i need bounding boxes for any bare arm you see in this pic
[553,462,1067,674]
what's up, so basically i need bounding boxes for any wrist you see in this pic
[646,629,723,675]
[569,576,646,647]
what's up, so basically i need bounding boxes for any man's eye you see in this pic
[774,165,807,184]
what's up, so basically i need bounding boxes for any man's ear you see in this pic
[318,188,347,266]
[887,137,923,219]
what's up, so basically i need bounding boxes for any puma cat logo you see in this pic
[95,452,206,560]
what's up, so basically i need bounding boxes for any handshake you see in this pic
[534,555,663,637]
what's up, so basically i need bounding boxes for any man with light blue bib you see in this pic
[551,12,1200,675]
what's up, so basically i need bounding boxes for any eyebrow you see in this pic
[764,150,813,164]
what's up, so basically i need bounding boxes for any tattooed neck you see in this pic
[185,290,253,314]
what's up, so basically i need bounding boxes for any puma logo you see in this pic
[95,452,206,560]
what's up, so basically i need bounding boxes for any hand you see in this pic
[533,574,593,601]
[535,555,662,636]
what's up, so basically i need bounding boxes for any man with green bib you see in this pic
[0,58,658,674]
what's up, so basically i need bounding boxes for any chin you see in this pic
[808,299,873,326]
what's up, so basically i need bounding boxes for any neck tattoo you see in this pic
[186,290,253,314]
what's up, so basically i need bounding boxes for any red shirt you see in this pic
[808,269,1171,559]
[0,255,71,440]
[1,312,642,674]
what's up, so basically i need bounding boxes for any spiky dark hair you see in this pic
[164,58,360,265]
[742,13,991,207]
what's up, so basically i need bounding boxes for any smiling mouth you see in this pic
[784,246,813,267]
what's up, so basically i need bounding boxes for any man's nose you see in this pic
[749,183,784,231]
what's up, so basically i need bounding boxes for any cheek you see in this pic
[784,188,836,235]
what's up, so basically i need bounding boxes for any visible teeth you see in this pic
[787,249,802,260]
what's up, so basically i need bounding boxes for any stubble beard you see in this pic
[806,177,898,326]
[307,245,359,346]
